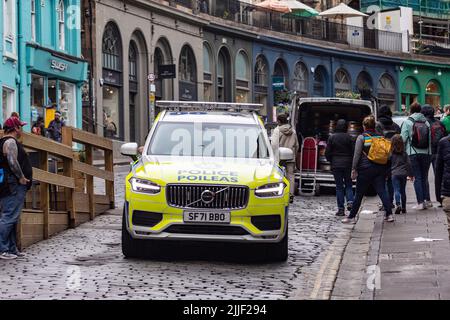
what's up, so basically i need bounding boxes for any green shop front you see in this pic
[23,44,87,129]
[399,62,450,109]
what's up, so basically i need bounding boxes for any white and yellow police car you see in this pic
[120,101,293,261]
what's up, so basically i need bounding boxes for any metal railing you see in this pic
[209,0,405,53]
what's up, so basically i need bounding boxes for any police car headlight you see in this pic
[129,177,161,194]
[255,183,285,197]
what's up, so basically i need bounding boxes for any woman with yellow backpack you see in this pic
[342,116,394,224]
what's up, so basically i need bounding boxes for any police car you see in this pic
[120,101,293,261]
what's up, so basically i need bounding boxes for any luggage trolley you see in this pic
[298,137,319,196]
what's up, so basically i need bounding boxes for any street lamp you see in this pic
[414,67,419,74]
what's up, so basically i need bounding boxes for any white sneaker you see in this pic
[424,201,433,208]
[412,203,427,210]
[0,252,17,260]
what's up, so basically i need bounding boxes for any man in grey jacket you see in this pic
[271,113,299,203]
[400,102,432,210]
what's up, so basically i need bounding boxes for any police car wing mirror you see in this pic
[279,147,294,161]
[121,142,138,157]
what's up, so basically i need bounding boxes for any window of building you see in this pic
[293,62,308,97]
[313,68,325,97]
[31,0,36,42]
[57,0,65,51]
[3,0,16,55]
[154,47,164,100]
[203,43,213,101]
[377,73,396,112]
[254,55,269,117]
[235,51,249,103]
[425,80,441,107]
[102,22,123,139]
[2,87,15,123]
[179,45,197,101]
[59,81,76,127]
[128,41,138,143]
[31,75,45,122]
[334,68,351,96]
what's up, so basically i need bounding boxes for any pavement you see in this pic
[332,176,450,300]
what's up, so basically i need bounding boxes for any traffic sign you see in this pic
[148,73,155,82]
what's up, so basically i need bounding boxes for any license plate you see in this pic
[183,211,231,224]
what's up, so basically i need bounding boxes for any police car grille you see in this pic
[166,185,249,209]
[164,225,249,236]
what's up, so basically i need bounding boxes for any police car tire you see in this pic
[122,208,157,259]
[268,227,288,262]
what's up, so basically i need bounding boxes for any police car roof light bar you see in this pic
[156,101,263,112]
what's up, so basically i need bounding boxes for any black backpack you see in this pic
[409,117,430,149]
[430,120,446,150]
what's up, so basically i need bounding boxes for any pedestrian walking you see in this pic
[46,111,65,142]
[0,116,32,260]
[376,105,401,210]
[401,102,432,210]
[422,104,446,205]
[325,119,354,216]
[442,105,450,135]
[435,132,450,239]
[342,116,394,224]
[390,134,414,215]
[271,113,299,203]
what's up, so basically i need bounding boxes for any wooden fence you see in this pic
[0,127,115,249]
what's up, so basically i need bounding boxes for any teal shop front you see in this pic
[23,44,87,129]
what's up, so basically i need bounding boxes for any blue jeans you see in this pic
[348,165,392,219]
[332,168,354,209]
[409,154,431,204]
[0,176,27,254]
[392,175,407,209]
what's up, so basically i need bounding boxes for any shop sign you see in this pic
[272,76,285,91]
[158,64,176,79]
[51,59,68,72]
[102,69,122,86]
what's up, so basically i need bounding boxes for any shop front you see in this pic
[25,44,87,130]
[399,63,450,111]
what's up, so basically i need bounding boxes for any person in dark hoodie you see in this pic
[325,119,355,216]
[435,130,450,239]
[422,104,447,206]
[376,105,401,211]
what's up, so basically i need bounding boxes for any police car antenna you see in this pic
[156,101,263,112]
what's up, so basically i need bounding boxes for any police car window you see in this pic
[149,122,269,158]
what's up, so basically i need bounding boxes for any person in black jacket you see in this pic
[325,119,354,216]
[376,106,401,211]
[435,133,450,238]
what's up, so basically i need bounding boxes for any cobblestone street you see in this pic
[0,165,353,300]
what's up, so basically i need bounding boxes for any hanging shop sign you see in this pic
[158,64,176,79]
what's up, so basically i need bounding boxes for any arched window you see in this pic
[235,51,249,103]
[154,37,174,103]
[102,23,122,71]
[293,62,308,97]
[57,0,65,50]
[377,73,396,112]
[313,67,326,97]
[179,45,197,101]
[273,59,289,90]
[128,41,138,142]
[401,77,420,108]
[254,55,269,117]
[129,42,138,83]
[356,71,373,98]
[101,22,122,139]
[334,68,351,96]
[425,80,441,107]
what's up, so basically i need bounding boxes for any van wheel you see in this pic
[122,207,158,259]
[314,184,321,196]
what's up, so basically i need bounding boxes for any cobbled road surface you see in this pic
[0,165,352,299]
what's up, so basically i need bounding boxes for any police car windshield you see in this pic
[148,122,270,159]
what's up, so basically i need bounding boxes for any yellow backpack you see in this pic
[366,134,391,165]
